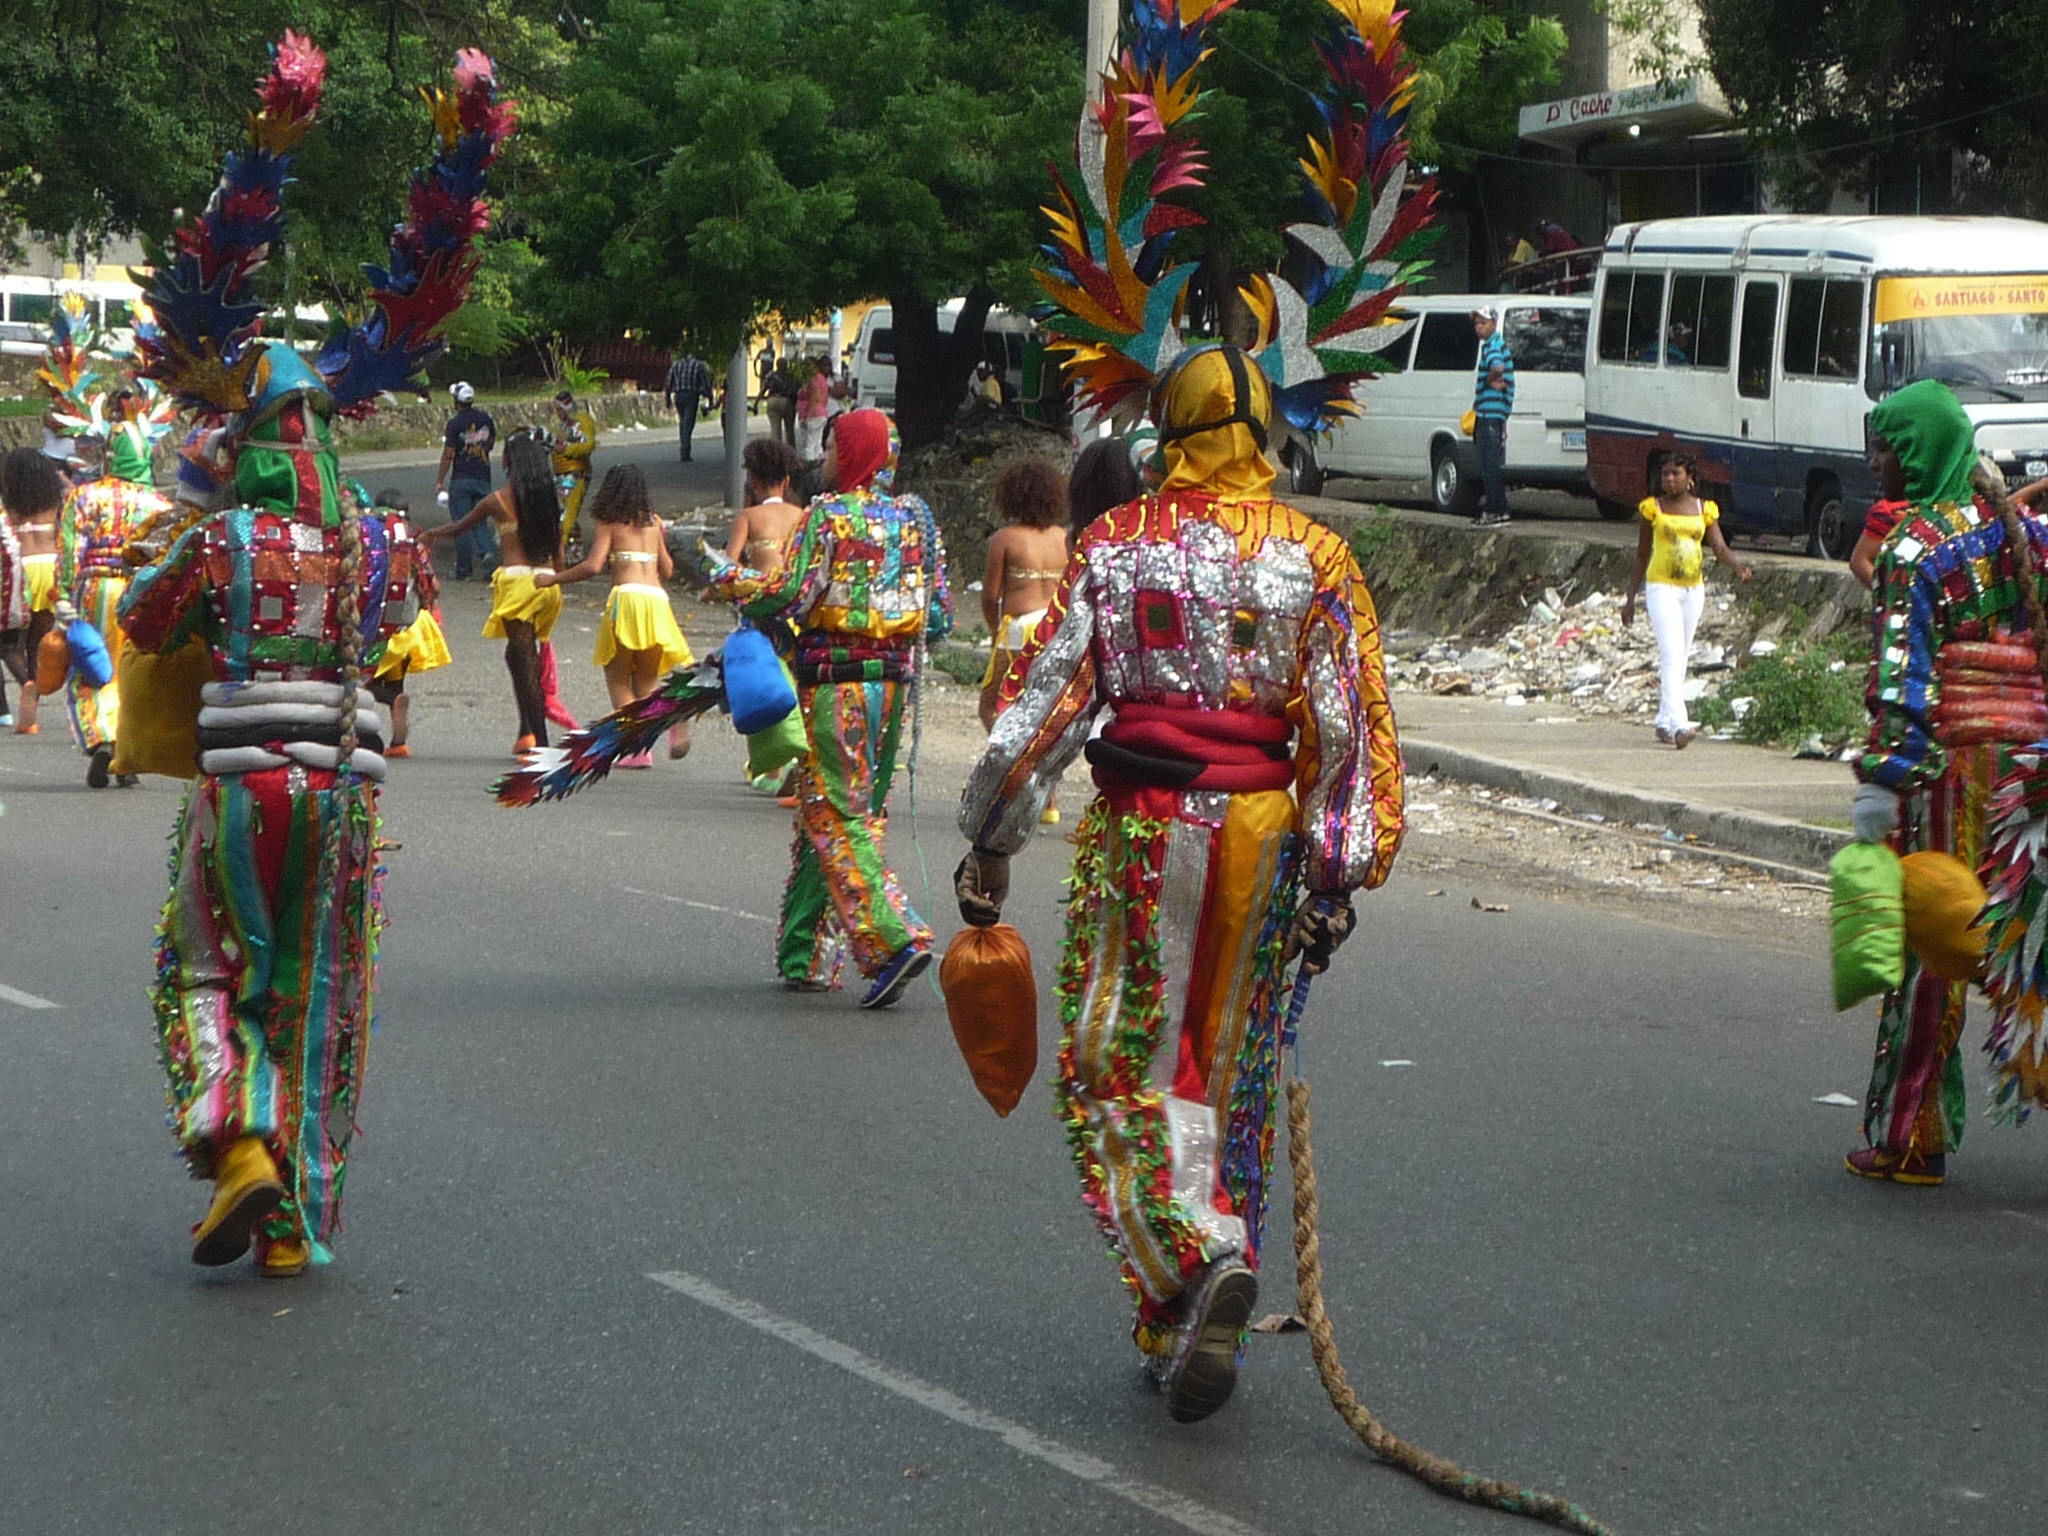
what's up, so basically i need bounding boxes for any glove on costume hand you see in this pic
[1852,783,1902,845]
[955,848,1010,928]
[1283,891,1356,976]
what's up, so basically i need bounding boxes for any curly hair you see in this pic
[588,463,656,526]
[1660,452,1701,487]
[743,437,805,493]
[994,456,1067,530]
[2,446,65,518]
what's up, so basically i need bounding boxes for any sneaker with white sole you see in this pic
[859,944,931,1009]
[1164,1260,1258,1423]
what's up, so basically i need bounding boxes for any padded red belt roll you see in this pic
[1088,703,1295,792]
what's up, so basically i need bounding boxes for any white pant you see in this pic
[797,416,826,461]
[1644,580,1704,734]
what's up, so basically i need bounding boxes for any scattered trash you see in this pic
[1749,638,1779,657]
[1812,1092,1858,1107]
[1794,734,1831,759]
[1379,1058,1417,1068]
[1502,694,1527,707]
[1425,888,1446,897]
[904,1467,926,1479]
[1251,1313,1309,1334]
[272,1308,292,1318]
[1470,897,1509,913]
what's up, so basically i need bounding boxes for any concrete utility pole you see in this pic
[725,345,749,510]
[1086,0,1118,101]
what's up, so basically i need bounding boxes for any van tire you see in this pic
[1431,442,1479,516]
[1595,498,1635,522]
[1805,478,1853,561]
[1284,441,1325,498]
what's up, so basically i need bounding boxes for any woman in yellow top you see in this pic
[539,463,693,769]
[1623,453,1752,748]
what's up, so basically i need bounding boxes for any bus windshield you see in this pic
[1870,274,2048,402]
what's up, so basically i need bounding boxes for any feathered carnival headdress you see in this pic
[37,296,107,440]
[1036,0,1437,440]
[135,33,515,427]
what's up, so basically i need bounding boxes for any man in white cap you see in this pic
[435,380,499,578]
[1470,306,1514,527]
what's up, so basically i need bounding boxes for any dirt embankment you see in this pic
[894,408,1073,601]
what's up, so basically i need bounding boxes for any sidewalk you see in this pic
[1396,689,1853,873]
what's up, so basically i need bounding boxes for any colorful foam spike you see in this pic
[494,660,729,807]
[36,301,107,437]
[321,51,517,416]
[136,32,327,415]
[1034,1,1241,430]
[1244,0,1439,434]
[1978,743,2048,1125]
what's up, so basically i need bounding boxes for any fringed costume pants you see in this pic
[65,572,122,753]
[1055,785,1301,1358]
[778,678,931,985]
[1864,745,1996,1158]
[153,765,383,1261]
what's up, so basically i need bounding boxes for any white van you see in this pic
[1292,293,1592,512]
[848,300,1038,411]
[1583,215,2048,558]
[0,274,146,357]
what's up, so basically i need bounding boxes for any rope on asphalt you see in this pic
[1285,1077,1618,1535]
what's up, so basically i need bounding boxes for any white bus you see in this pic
[0,274,147,357]
[1584,215,2048,558]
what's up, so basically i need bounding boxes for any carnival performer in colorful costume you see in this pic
[1847,379,2048,1184]
[955,0,1430,1423]
[121,35,510,1275]
[709,407,952,1006]
[552,390,598,548]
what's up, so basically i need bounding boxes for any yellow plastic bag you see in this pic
[939,923,1038,1117]
[107,636,212,780]
[1459,408,1477,437]
[1831,842,1905,1010]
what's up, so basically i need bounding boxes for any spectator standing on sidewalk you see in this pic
[796,360,834,461]
[1622,453,1751,749]
[1471,306,1513,527]
[664,350,712,462]
[763,360,799,448]
[435,382,499,579]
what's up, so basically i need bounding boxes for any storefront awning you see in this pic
[1519,78,1732,149]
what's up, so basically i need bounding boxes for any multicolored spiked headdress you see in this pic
[136,33,514,426]
[1036,0,1437,440]
[37,296,107,441]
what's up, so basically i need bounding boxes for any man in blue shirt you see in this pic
[1471,307,1514,527]
[434,381,499,578]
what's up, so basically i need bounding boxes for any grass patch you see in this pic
[0,396,44,418]
[928,644,989,688]
[1722,630,1867,749]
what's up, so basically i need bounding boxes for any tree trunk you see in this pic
[888,284,995,452]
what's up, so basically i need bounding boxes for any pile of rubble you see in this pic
[1386,583,1745,717]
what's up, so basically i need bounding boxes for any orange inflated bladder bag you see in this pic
[35,626,70,694]
[938,923,1038,1117]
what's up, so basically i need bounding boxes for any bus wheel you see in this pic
[1595,497,1634,522]
[1805,478,1853,561]
[1431,443,1478,516]
[1284,440,1325,498]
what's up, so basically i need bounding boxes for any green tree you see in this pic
[0,2,570,302]
[531,0,1083,449]
[1698,0,2048,214]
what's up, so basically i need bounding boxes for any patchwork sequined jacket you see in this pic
[960,492,1403,893]
[727,488,953,662]
[57,476,172,596]
[1860,497,2048,792]
[119,497,419,684]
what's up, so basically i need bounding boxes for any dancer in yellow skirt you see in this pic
[366,490,451,759]
[423,430,562,755]
[3,447,64,733]
[539,463,692,769]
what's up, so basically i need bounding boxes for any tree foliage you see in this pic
[1699,0,2048,214]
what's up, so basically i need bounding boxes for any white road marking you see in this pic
[621,886,774,925]
[2004,1209,2048,1231]
[0,982,59,1009]
[646,1270,1263,1536]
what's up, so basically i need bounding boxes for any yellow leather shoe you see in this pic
[256,1237,311,1278]
[191,1136,285,1267]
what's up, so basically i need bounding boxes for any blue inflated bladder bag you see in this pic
[723,623,798,734]
[65,616,116,689]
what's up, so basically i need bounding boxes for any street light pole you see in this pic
[1086,0,1117,101]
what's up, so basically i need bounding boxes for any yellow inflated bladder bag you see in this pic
[1901,850,1990,982]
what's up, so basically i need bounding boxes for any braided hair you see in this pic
[336,462,365,771]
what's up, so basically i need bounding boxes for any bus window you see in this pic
[10,292,55,327]
[104,299,133,330]
[1411,312,1478,371]
[1785,278,1864,379]
[869,327,894,365]
[1504,306,1588,373]
[1666,274,1734,369]
[1597,272,1668,364]
[1738,281,1777,400]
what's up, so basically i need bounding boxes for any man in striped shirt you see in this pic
[664,351,713,462]
[1471,307,1514,527]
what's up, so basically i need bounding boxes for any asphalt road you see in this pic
[2,426,2044,1535]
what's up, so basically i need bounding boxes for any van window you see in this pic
[1504,307,1588,373]
[1411,312,1478,371]
[1597,272,1668,363]
[103,299,133,329]
[868,327,894,365]
[1665,274,1733,369]
[1738,280,1777,400]
[1784,278,1864,380]
[10,292,54,327]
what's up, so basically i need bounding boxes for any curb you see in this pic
[1401,736,1848,876]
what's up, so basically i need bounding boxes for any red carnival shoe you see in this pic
[1845,1146,1946,1186]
